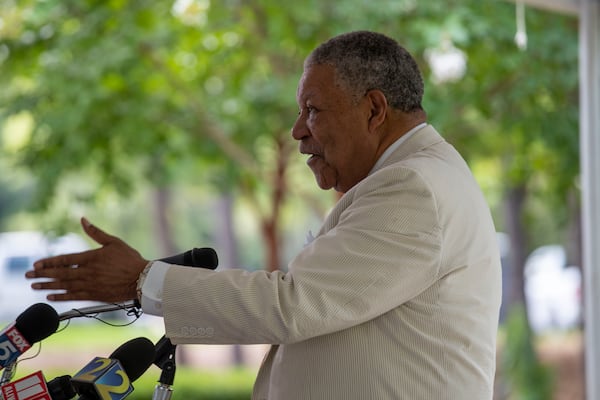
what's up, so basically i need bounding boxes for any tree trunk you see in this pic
[153,187,177,257]
[566,188,582,268]
[214,194,244,365]
[214,194,240,268]
[261,220,279,272]
[500,183,555,398]
[153,186,193,365]
[261,136,291,272]
[504,184,528,309]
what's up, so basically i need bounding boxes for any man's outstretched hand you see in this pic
[25,217,149,303]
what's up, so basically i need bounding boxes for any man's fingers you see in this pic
[30,250,96,271]
[81,217,118,246]
[28,267,100,301]
[26,263,81,280]
[31,279,72,291]
[46,290,94,302]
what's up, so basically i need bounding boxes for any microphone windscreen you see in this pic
[190,247,218,269]
[109,337,156,382]
[15,303,59,344]
[159,247,218,270]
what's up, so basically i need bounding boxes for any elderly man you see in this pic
[27,31,501,399]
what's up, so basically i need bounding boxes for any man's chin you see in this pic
[313,174,334,191]
[307,163,336,190]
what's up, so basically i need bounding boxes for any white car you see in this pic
[524,244,582,333]
[0,231,100,323]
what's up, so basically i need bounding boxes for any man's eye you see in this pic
[298,105,318,117]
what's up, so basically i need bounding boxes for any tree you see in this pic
[430,3,579,310]
[0,0,580,298]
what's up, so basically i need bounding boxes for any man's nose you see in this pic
[291,115,308,140]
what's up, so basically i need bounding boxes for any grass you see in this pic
[131,367,255,399]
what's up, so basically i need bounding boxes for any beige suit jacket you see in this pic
[162,125,502,399]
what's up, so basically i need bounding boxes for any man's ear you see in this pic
[366,89,388,133]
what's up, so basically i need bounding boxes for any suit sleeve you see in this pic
[162,166,442,345]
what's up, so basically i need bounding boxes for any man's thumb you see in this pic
[81,217,114,246]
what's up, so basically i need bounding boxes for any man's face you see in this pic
[292,64,376,193]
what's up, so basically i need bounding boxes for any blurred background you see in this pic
[0,0,584,399]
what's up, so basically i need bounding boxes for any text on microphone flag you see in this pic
[1,371,51,400]
[0,324,31,368]
[71,357,133,400]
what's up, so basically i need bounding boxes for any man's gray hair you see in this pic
[305,31,424,113]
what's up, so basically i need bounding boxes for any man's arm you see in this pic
[162,167,442,345]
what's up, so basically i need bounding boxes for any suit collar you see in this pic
[372,124,444,173]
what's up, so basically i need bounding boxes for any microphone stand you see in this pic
[0,362,17,386]
[152,336,177,400]
[58,301,140,321]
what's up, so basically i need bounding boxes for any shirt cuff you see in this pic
[138,260,171,317]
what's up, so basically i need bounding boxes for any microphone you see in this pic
[4,337,155,400]
[0,372,76,400]
[70,337,155,400]
[0,303,59,384]
[47,375,76,400]
[158,247,218,269]
[0,335,155,400]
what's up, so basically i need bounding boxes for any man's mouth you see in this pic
[306,154,321,167]
[300,147,322,166]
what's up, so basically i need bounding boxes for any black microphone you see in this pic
[70,337,156,400]
[109,337,155,383]
[0,303,60,384]
[158,247,218,269]
[48,375,77,400]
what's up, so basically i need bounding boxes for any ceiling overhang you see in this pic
[510,0,579,16]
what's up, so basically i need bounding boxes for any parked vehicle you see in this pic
[524,244,582,333]
[0,231,99,322]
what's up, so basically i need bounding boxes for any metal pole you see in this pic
[580,1,600,399]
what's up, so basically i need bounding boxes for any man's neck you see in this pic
[376,109,427,157]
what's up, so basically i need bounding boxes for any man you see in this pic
[27,31,502,399]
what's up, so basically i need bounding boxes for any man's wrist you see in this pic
[136,261,155,302]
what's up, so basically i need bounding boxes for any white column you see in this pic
[581,0,600,399]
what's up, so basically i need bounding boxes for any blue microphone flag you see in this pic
[71,357,133,400]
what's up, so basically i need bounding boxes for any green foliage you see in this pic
[500,305,555,400]
[0,0,580,251]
